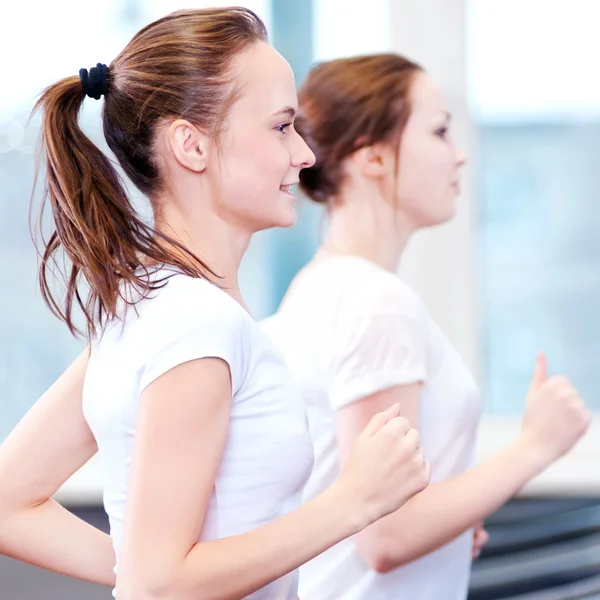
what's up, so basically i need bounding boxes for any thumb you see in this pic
[362,403,401,437]
[529,352,547,394]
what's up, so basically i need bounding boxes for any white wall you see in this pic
[391,0,479,378]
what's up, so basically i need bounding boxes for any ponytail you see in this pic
[33,71,214,337]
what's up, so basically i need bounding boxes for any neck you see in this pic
[317,184,417,273]
[153,195,251,299]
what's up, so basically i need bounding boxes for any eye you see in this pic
[276,122,292,135]
[435,126,448,139]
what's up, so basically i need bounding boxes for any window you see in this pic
[469,0,600,413]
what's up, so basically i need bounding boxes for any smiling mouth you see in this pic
[280,185,292,193]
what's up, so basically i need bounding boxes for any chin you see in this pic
[439,206,457,224]
[275,216,297,230]
[255,208,297,232]
[433,197,459,226]
[274,206,298,229]
[417,206,456,229]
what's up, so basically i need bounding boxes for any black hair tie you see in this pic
[79,63,109,100]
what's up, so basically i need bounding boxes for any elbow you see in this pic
[364,550,397,575]
[356,528,412,575]
[356,531,397,575]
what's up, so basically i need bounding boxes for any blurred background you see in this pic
[1,0,599,598]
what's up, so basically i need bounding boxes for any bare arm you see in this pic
[0,349,116,585]
[337,356,591,573]
[115,358,429,600]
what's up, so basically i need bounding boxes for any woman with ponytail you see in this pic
[0,11,430,600]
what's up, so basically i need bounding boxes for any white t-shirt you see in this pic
[82,271,314,600]
[261,256,481,600]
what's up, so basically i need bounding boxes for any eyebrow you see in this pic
[272,107,296,119]
[441,110,452,121]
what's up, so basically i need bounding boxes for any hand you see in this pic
[521,353,591,468]
[336,403,431,530]
[471,521,489,560]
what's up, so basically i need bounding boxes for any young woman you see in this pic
[0,14,430,600]
[262,53,592,600]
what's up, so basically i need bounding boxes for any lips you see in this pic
[280,181,299,193]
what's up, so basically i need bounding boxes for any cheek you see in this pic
[396,147,456,222]
[216,142,273,202]
[399,144,453,194]
[396,148,435,200]
[216,140,293,222]
[232,139,267,175]
[221,126,280,172]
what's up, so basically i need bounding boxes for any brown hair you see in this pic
[296,53,422,204]
[32,7,268,337]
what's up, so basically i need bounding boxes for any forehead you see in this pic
[409,72,448,118]
[230,42,298,114]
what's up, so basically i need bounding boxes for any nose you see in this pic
[292,130,316,170]
[455,143,468,167]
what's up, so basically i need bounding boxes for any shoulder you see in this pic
[135,274,250,393]
[141,273,247,329]
[318,257,425,319]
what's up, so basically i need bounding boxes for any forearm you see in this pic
[180,486,361,600]
[366,438,546,570]
[0,498,115,586]
[121,486,360,600]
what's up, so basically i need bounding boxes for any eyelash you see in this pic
[276,122,292,135]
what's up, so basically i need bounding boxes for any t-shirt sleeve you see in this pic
[139,281,248,395]
[329,289,428,411]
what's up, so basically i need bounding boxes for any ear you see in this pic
[350,142,395,178]
[167,119,210,173]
